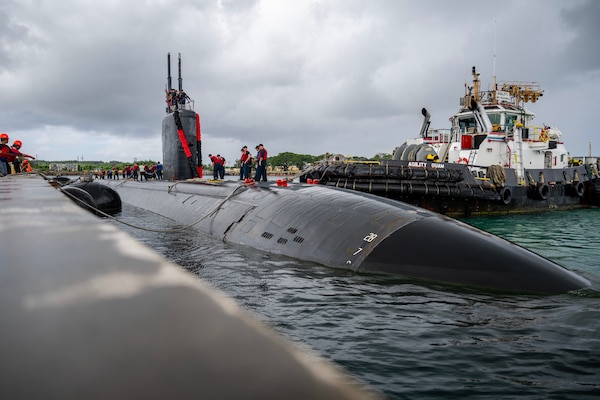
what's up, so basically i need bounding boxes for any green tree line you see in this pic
[29,152,393,172]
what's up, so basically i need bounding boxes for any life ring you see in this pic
[536,182,550,200]
[573,181,585,197]
[499,186,512,205]
[457,157,468,164]
[540,129,549,142]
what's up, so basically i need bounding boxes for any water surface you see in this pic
[109,206,600,399]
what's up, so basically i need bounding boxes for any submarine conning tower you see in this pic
[162,52,203,181]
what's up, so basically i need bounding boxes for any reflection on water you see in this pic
[109,205,600,399]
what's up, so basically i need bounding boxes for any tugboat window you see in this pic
[488,114,501,130]
[505,114,518,131]
[459,118,477,133]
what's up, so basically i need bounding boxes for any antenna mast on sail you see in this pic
[167,52,172,92]
[178,52,183,91]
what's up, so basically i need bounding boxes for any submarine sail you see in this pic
[163,53,201,180]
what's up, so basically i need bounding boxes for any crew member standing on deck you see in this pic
[156,162,163,180]
[209,154,220,179]
[253,144,268,182]
[218,155,226,179]
[239,146,251,180]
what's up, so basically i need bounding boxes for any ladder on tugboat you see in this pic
[440,143,450,162]
[467,150,477,165]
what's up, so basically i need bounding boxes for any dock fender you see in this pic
[572,181,585,197]
[536,182,550,200]
[499,186,512,205]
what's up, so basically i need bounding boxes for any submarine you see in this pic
[98,53,590,294]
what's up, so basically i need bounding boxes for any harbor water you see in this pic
[108,204,600,399]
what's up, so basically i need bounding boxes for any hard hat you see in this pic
[14,140,22,147]
[426,153,434,160]
[0,133,8,139]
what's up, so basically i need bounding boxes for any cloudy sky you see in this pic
[1,0,599,164]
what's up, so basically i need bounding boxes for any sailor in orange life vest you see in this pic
[21,159,32,173]
[9,140,35,173]
[253,144,268,182]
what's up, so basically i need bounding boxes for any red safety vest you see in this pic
[240,151,249,163]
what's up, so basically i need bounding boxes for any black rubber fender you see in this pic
[536,182,550,200]
[62,186,98,213]
[572,181,585,197]
[70,181,122,213]
[499,186,512,205]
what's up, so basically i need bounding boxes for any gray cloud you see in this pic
[561,1,600,74]
[1,0,598,162]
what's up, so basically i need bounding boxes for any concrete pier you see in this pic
[0,174,379,399]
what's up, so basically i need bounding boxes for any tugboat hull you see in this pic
[300,160,599,217]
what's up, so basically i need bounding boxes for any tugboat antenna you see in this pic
[493,19,497,102]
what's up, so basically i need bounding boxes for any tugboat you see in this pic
[300,66,600,217]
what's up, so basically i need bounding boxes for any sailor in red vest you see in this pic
[209,154,220,179]
[239,146,251,180]
[218,155,226,179]
[253,144,268,182]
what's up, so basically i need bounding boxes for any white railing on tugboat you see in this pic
[423,129,452,144]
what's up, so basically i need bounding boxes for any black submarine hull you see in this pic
[101,179,590,294]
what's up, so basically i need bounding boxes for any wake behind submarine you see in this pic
[101,53,590,294]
